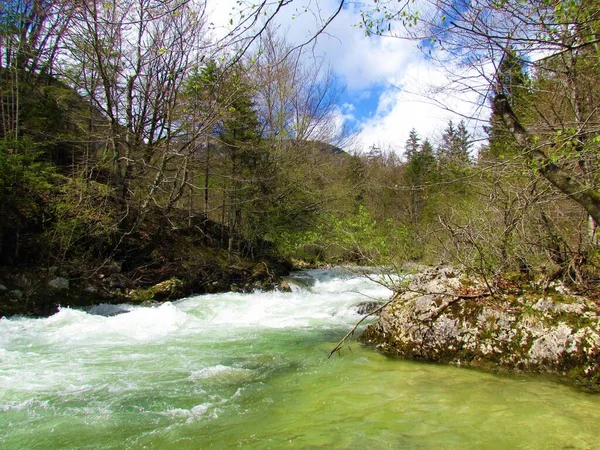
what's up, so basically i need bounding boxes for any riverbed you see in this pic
[1,268,599,449]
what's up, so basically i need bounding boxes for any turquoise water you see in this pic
[1,269,599,449]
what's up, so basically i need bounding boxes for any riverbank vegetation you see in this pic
[1,0,600,316]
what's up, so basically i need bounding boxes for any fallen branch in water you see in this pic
[328,299,394,359]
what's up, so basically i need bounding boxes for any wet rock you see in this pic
[84,285,99,294]
[148,278,184,301]
[127,278,184,303]
[85,304,131,317]
[0,284,8,294]
[107,274,128,290]
[354,301,381,315]
[278,280,292,292]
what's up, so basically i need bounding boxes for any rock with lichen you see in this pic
[360,267,600,391]
[127,278,184,303]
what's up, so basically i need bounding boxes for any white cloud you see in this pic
[272,2,489,155]
[207,0,489,156]
[355,60,488,156]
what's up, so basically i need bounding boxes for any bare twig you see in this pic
[328,299,394,358]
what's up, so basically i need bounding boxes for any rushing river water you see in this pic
[1,268,600,449]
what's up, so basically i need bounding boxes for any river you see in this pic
[1,268,600,449]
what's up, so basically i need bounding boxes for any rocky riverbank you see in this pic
[360,267,600,391]
[0,256,291,317]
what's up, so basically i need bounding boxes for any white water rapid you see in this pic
[2,268,600,449]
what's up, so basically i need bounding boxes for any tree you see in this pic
[483,49,531,159]
[1,0,75,141]
[437,120,471,165]
[0,0,74,77]
[404,128,420,161]
[361,0,600,226]
[350,0,600,279]
[251,26,346,144]
[61,0,209,218]
[0,138,54,264]
[404,129,427,225]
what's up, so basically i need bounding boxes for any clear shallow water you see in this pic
[1,268,599,449]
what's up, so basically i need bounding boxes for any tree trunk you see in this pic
[494,94,600,225]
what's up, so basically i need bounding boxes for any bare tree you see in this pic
[250,26,346,145]
[62,0,210,217]
[0,0,75,139]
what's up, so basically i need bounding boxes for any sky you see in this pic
[209,0,487,157]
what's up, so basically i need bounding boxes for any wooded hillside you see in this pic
[1,0,599,315]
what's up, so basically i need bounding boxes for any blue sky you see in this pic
[210,0,485,156]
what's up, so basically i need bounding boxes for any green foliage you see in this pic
[437,120,472,166]
[277,205,414,265]
[0,139,55,220]
[0,138,55,264]
[44,175,117,261]
[1,0,597,299]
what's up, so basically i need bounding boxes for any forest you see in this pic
[1,0,600,315]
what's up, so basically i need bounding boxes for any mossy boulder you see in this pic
[128,278,184,303]
[360,267,600,391]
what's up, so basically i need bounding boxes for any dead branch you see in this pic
[328,299,394,358]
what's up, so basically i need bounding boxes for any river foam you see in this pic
[0,269,391,412]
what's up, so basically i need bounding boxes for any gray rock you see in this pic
[107,274,127,289]
[0,284,8,293]
[360,266,600,391]
[150,278,184,299]
[533,297,555,312]
[354,301,381,315]
[556,301,586,315]
[9,289,23,299]
[48,277,69,290]
[528,323,573,365]
[86,304,130,317]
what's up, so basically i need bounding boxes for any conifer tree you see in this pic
[404,130,437,225]
[405,128,420,161]
[484,50,530,159]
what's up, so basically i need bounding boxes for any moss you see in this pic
[555,311,594,329]
[459,276,476,288]
[566,364,600,392]
[127,289,154,304]
[127,278,184,303]
[550,294,579,304]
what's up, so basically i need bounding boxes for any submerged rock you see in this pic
[354,301,382,315]
[360,267,600,391]
[85,303,131,317]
